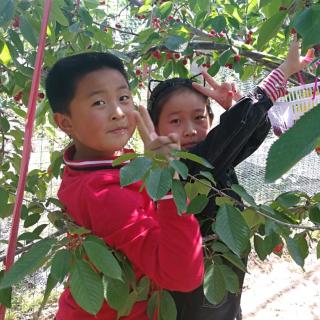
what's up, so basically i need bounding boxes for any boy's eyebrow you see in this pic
[87,85,130,97]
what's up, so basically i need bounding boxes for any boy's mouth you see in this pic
[108,126,128,135]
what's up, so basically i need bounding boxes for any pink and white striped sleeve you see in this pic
[259,68,288,103]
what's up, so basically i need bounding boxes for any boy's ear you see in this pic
[53,113,73,136]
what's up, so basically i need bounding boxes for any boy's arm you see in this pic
[85,182,203,292]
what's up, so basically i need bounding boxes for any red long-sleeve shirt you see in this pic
[55,146,204,319]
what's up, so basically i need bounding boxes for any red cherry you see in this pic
[104,27,108,32]
[273,243,283,254]
[13,91,23,102]
[315,147,320,154]
[248,30,253,35]
[135,69,142,76]
[279,6,287,11]
[12,16,20,28]
[175,18,181,23]
[166,52,173,60]
[38,92,45,99]
[115,23,121,29]
[99,0,105,4]
[182,59,188,65]
[138,82,144,88]
[168,15,174,21]
[234,55,241,62]
[273,126,283,137]
[174,53,180,59]
[290,28,296,35]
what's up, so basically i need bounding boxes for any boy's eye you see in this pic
[120,95,131,102]
[93,100,105,106]
[195,115,206,121]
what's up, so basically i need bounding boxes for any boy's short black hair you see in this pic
[45,52,129,114]
[148,77,213,126]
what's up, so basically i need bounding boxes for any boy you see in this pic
[147,36,314,320]
[45,52,204,319]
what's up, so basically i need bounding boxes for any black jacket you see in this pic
[171,87,273,320]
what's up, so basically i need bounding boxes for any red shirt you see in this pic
[56,146,204,319]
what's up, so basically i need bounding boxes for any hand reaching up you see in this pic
[279,33,315,80]
[192,71,243,110]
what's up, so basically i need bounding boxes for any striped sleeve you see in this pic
[259,68,288,103]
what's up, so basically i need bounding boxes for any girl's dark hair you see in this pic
[45,52,129,114]
[148,77,213,126]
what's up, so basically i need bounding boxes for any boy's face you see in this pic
[156,91,211,150]
[55,68,136,160]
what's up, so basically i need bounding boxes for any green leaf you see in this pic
[51,1,69,26]
[231,184,256,207]
[242,209,264,229]
[222,252,247,273]
[0,0,15,27]
[317,241,320,259]
[120,157,152,186]
[159,1,173,18]
[293,6,320,50]
[23,213,40,228]
[159,290,177,320]
[205,15,226,32]
[136,276,150,301]
[145,167,172,200]
[198,0,210,11]
[112,153,139,166]
[215,196,235,207]
[211,241,229,253]
[37,273,58,316]
[20,16,38,48]
[207,61,220,77]
[215,205,250,256]
[254,234,276,260]
[170,159,188,179]
[8,29,24,54]
[83,237,122,280]
[147,291,159,319]
[69,260,104,315]
[174,150,213,169]
[187,194,209,214]
[163,61,173,78]
[309,205,320,224]
[276,192,301,208]
[0,271,11,307]
[165,35,187,51]
[104,277,130,312]
[286,236,308,268]
[219,264,239,294]
[257,12,287,50]
[0,238,55,289]
[199,171,216,184]
[218,49,233,66]
[265,105,320,182]
[204,264,226,304]
[51,249,72,283]
[172,179,187,214]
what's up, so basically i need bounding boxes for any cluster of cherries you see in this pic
[13,91,45,102]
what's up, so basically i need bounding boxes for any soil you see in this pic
[241,249,320,320]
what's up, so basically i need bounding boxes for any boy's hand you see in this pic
[279,34,315,80]
[192,71,243,109]
[135,106,180,158]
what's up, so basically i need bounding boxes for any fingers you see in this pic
[192,82,217,99]
[138,106,157,139]
[134,111,153,146]
[147,136,180,157]
[201,71,219,89]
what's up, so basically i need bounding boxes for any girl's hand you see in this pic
[279,34,315,79]
[134,106,180,157]
[192,71,243,110]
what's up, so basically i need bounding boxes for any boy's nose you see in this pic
[111,105,125,120]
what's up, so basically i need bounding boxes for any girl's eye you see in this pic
[120,95,130,102]
[170,119,180,124]
[93,100,105,106]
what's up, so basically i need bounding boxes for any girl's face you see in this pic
[156,90,211,150]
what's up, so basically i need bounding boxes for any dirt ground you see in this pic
[241,249,320,320]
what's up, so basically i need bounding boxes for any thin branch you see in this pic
[188,174,320,231]
[0,229,65,263]
[92,21,138,36]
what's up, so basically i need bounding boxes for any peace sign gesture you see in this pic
[192,71,242,110]
[134,106,180,157]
